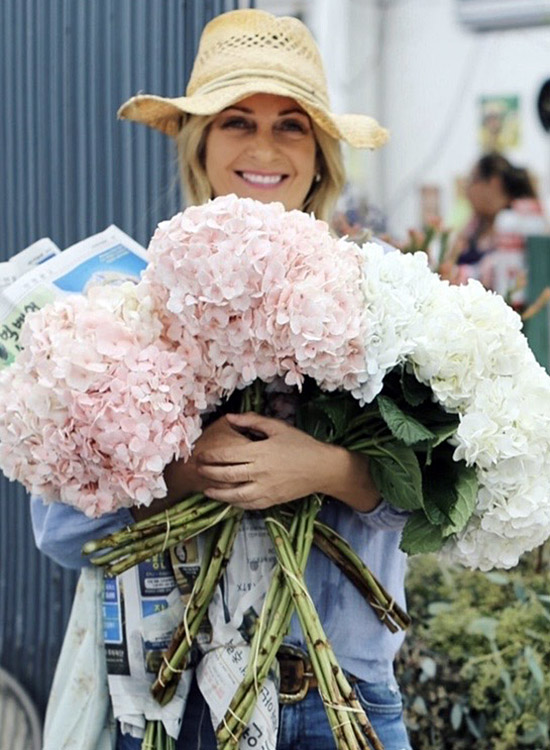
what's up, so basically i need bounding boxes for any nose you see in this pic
[245,129,281,163]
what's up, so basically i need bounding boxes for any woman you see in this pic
[440,152,541,291]
[33,9,411,750]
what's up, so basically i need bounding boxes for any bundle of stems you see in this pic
[313,520,410,633]
[82,495,241,576]
[140,513,243,749]
[151,512,243,705]
[263,507,384,750]
[141,719,175,750]
[84,493,407,750]
[215,495,320,748]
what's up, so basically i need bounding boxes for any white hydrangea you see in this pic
[354,244,439,404]
[359,251,550,569]
[411,280,531,412]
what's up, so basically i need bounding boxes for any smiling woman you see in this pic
[30,8,414,750]
[204,94,317,212]
[174,94,349,221]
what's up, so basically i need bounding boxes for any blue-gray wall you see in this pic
[0,0,252,717]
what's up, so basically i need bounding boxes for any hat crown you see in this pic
[187,9,330,107]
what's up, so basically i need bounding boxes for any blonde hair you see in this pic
[176,113,345,223]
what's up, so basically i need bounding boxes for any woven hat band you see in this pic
[191,69,330,111]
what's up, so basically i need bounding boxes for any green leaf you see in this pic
[450,703,463,731]
[485,572,510,585]
[422,457,478,535]
[419,656,437,681]
[427,601,452,616]
[442,463,478,535]
[524,646,544,687]
[426,421,459,447]
[400,511,445,554]
[410,696,428,716]
[422,462,456,526]
[408,424,458,454]
[514,581,528,602]
[316,396,357,439]
[518,726,547,746]
[377,395,436,446]
[400,368,432,406]
[369,443,423,510]
[466,616,498,640]
[412,401,460,426]
[299,392,359,441]
[464,714,483,740]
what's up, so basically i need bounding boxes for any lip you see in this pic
[235,170,289,189]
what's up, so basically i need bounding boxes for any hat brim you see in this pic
[117,83,389,149]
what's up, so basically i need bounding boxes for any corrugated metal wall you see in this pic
[0,0,253,718]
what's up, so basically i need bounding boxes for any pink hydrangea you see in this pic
[143,194,367,392]
[0,284,205,517]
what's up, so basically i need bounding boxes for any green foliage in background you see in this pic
[397,549,550,749]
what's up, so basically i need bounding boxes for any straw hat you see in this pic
[118,9,389,149]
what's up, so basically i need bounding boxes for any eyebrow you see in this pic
[222,105,308,117]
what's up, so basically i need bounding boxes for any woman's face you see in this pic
[204,93,317,211]
[466,169,508,218]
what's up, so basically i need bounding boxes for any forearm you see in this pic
[31,496,133,569]
[317,443,381,513]
[444,234,465,264]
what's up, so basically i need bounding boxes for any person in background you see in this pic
[439,153,546,302]
[479,179,548,311]
[32,9,413,750]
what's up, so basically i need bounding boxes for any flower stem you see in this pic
[151,511,243,704]
[264,508,383,750]
[313,521,410,632]
[215,496,320,748]
[82,493,209,554]
[86,504,240,576]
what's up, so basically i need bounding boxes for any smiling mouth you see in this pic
[236,171,288,187]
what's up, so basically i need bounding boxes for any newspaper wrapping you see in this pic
[0,226,147,369]
[103,552,194,739]
[105,516,279,746]
[196,514,279,750]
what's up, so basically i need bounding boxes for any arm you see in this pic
[31,497,133,569]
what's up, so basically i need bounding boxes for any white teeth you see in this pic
[241,172,284,185]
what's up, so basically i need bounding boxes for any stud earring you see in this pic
[315,172,322,183]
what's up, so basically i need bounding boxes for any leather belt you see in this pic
[277,645,318,704]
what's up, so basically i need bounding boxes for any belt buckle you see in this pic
[277,645,313,705]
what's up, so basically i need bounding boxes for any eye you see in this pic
[276,118,309,135]
[219,116,254,131]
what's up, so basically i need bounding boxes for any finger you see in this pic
[197,443,258,466]
[225,412,283,437]
[204,480,235,490]
[197,463,253,484]
[203,483,259,507]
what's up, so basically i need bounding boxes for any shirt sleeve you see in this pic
[355,499,411,531]
[30,496,134,570]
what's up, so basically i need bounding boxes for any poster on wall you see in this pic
[479,95,520,151]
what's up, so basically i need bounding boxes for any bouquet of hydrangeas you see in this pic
[1,195,550,750]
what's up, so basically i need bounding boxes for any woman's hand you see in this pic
[195,412,381,513]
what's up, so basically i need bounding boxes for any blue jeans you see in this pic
[117,674,411,750]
